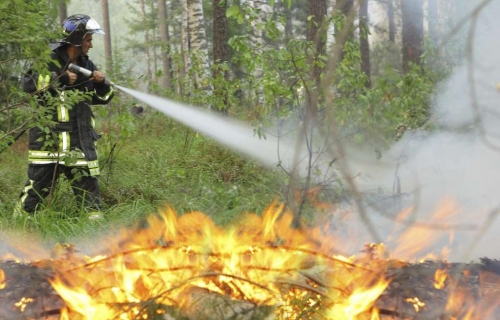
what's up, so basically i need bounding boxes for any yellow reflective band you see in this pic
[58,131,70,151]
[28,150,98,169]
[29,150,60,159]
[29,159,88,165]
[28,150,85,161]
[19,179,35,206]
[28,150,84,157]
[58,132,63,151]
[57,104,70,122]
[87,160,99,168]
[95,87,114,101]
[36,74,51,91]
[87,160,100,176]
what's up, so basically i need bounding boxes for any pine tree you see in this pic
[158,0,172,89]
[213,0,229,113]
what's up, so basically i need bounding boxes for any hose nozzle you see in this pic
[68,63,114,86]
[68,63,92,77]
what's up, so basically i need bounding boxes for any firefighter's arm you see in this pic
[88,68,114,104]
[92,79,114,104]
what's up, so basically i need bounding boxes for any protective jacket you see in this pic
[23,44,113,176]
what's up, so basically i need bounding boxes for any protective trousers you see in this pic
[19,164,102,213]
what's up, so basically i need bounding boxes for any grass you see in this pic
[0,111,286,249]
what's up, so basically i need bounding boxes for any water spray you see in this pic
[69,64,288,168]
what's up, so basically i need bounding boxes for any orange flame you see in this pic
[47,203,391,319]
[0,200,495,319]
[434,268,448,290]
[0,269,5,290]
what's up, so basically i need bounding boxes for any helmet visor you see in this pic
[85,18,105,35]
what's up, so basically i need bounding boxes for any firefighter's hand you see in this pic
[90,71,105,83]
[65,70,77,85]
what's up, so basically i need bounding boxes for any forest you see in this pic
[1,0,500,319]
[0,0,468,220]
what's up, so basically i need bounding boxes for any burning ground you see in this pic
[0,203,499,319]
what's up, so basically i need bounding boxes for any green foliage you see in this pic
[221,4,458,219]
[0,0,60,149]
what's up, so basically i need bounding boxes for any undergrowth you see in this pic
[0,111,285,246]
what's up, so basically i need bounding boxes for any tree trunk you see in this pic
[387,0,395,42]
[180,0,189,96]
[402,0,424,73]
[248,0,267,106]
[187,0,212,96]
[213,0,229,114]
[326,0,335,49]
[58,0,67,25]
[101,0,113,73]
[158,0,172,90]
[359,0,371,87]
[334,0,355,61]
[307,0,327,90]
[139,0,152,91]
[152,27,158,86]
[335,0,354,15]
[428,0,439,46]
[284,2,293,42]
[150,0,158,86]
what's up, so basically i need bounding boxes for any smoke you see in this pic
[338,0,500,262]
[51,1,500,264]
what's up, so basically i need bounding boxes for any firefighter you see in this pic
[16,14,114,218]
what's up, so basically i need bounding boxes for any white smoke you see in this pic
[340,0,500,262]
[105,1,500,263]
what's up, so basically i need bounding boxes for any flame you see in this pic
[0,269,5,290]
[434,268,448,289]
[405,297,426,312]
[0,201,497,319]
[14,297,34,313]
[46,203,392,319]
[391,198,458,260]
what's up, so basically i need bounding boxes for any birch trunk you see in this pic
[187,0,213,99]
[139,0,152,91]
[326,0,335,48]
[180,0,189,96]
[247,0,267,106]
